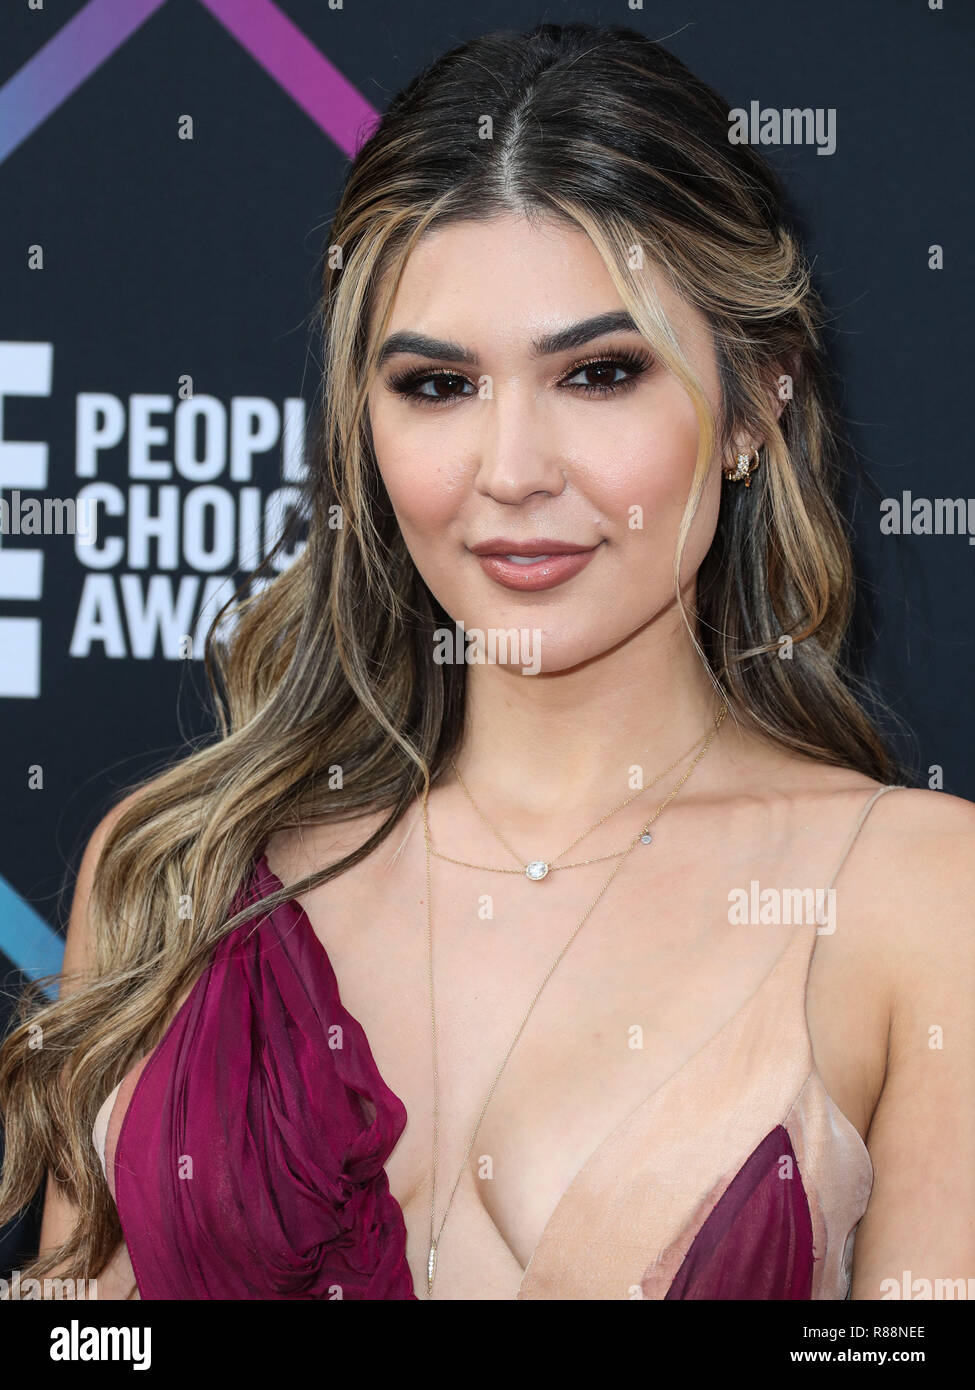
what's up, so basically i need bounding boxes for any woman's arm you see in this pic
[37,789,145,1299]
[850,789,975,1299]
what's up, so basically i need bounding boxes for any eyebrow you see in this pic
[375,310,641,367]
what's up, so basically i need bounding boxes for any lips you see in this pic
[469,538,601,592]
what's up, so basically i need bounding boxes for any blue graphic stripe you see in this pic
[0,0,170,165]
[0,874,63,999]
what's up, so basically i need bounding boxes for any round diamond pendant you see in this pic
[525,860,550,881]
[640,832,653,844]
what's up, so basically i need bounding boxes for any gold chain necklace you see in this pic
[434,707,726,880]
[420,707,726,1296]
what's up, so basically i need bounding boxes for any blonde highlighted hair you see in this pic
[0,21,900,1287]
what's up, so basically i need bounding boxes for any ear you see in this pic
[734,352,799,455]
[771,350,800,423]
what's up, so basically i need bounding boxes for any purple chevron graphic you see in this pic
[198,0,381,156]
[0,0,381,166]
[0,0,169,165]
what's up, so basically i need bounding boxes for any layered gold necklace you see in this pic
[419,703,727,1295]
[430,712,724,881]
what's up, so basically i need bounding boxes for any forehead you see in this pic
[369,212,706,355]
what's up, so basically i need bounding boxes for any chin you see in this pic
[520,634,632,676]
[450,619,641,678]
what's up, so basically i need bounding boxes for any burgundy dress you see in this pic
[93,786,898,1299]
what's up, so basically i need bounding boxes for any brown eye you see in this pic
[570,362,627,389]
[559,350,654,396]
[388,369,476,405]
[420,374,470,399]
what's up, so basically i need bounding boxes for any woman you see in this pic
[1,21,972,1302]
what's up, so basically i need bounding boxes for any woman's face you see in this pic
[366,213,734,674]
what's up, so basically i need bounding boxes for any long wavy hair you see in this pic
[0,21,903,1287]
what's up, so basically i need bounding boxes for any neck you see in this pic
[448,606,725,819]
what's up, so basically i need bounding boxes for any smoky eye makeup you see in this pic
[383,344,656,408]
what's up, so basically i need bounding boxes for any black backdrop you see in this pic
[1,0,972,1274]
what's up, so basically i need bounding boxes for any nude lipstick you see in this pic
[468,538,601,592]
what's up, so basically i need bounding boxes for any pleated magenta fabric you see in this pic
[109,853,417,1299]
[97,784,897,1299]
[664,1126,814,1299]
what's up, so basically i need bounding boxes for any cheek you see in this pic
[569,386,705,532]
[575,391,721,600]
[369,403,470,536]
[369,379,720,592]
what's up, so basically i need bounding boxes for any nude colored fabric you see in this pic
[516,916,873,1299]
[90,784,900,1299]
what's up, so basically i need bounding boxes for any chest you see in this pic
[281,821,888,1296]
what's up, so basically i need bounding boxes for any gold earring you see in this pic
[723,447,761,487]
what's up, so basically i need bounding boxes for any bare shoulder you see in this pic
[863,789,975,1041]
[837,783,975,1294]
[40,779,161,1277]
[262,805,397,888]
[851,780,975,840]
[728,737,975,959]
[801,779,975,1062]
[804,771,975,952]
[62,782,159,991]
[839,784,975,938]
[735,733,974,900]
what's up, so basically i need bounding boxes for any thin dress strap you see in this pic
[826,784,904,891]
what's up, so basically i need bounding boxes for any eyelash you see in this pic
[385,348,655,408]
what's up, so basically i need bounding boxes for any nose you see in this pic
[471,382,567,505]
